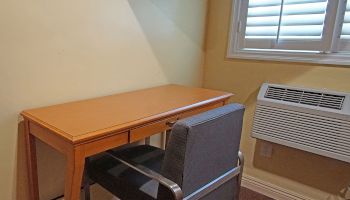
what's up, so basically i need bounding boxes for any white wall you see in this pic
[0,0,207,199]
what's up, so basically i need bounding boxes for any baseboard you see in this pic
[241,175,314,200]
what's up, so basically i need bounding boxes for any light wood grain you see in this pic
[21,84,232,144]
[82,132,129,157]
[24,119,40,200]
[130,116,178,143]
[64,146,85,200]
[30,122,72,154]
[178,101,224,119]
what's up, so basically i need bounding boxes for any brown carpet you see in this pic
[240,187,274,200]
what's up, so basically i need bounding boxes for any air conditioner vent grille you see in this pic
[265,86,345,110]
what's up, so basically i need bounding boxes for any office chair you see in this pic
[84,103,245,200]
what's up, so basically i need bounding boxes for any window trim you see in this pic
[227,0,350,66]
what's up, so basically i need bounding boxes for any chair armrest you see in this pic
[105,150,184,200]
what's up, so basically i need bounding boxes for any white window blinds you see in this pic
[229,0,350,65]
[246,0,328,39]
[243,0,329,51]
[279,0,327,39]
[338,0,350,52]
[341,1,350,39]
[246,0,282,39]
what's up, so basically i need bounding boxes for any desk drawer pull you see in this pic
[130,116,178,142]
[166,120,177,127]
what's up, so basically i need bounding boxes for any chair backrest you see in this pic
[158,103,245,199]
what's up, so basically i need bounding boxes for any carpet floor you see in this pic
[240,187,274,200]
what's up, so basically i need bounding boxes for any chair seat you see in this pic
[88,145,165,200]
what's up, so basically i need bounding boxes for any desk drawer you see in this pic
[130,116,178,142]
[179,102,224,119]
[83,132,129,157]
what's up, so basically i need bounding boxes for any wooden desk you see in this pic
[21,84,232,200]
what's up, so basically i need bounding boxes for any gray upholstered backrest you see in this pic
[159,103,245,199]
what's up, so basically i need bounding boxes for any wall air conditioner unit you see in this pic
[252,83,350,163]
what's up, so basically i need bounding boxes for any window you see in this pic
[228,0,350,65]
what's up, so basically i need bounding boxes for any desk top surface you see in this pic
[21,85,232,143]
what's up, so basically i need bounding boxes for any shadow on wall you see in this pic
[204,60,318,104]
[127,0,207,86]
[17,121,66,200]
[218,65,317,173]
[253,140,350,198]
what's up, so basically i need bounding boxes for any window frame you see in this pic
[227,0,350,66]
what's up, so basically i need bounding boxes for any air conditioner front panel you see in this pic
[253,83,350,163]
[252,104,350,163]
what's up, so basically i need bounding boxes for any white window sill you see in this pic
[227,49,350,66]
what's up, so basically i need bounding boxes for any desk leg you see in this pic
[161,131,166,149]
[162,130,171,149]
[165,130,171,147]
[64,146,85,200]
[24,119,40,200]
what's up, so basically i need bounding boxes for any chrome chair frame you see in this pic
[85,150,244,200]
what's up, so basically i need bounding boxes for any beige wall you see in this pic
[204,0,350,199]
[0,0,207,199]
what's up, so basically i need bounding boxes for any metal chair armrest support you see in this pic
[103,150,244,200]
[105,150,184,200]
[236,151,244,200]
